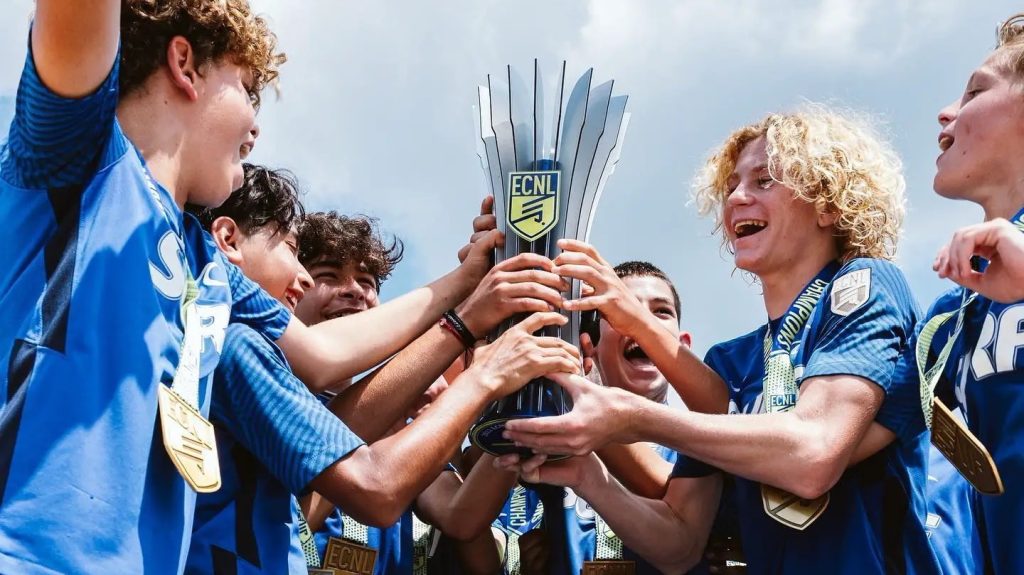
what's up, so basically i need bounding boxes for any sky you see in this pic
[0,1,1018,378]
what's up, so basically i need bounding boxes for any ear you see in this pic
[165,36,200,102]
[678,331,693,348]
[209,217,245,265]
[817,209,838,229]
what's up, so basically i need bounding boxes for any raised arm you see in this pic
[555,239,730,413]
[310,313,580,526]
[326,251,567,439]
[32,0,120,97]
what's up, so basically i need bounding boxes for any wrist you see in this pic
[464,364,506,402]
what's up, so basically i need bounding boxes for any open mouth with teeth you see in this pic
[623,341,654,367]
[938,135,954,152]
[325,308,363,320]
[733,219,767,239]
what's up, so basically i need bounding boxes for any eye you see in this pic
[314,272,337,282]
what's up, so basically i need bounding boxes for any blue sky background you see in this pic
[0,2,1018,401]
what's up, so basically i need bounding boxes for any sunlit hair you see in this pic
[298,212,404,289]
[121,0,285,108]
[692,104,906,262]
[994,13,1024,81]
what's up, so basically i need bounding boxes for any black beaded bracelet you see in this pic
[441,309,478,349]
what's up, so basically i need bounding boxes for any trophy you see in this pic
[468,60,631,457]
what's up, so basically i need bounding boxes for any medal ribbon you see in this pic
[759,262,838,530]
[762,262,838,414]
[917,205,1024,427]
[297,508,322,568]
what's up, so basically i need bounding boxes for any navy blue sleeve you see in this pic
[670,455,718,479]
[224,254,292,340]
[803,260,919,391]
[803,260,923,442]
[212,323,364,494]
[0,35,120,190]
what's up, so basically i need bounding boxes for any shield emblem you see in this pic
[830,269,871,317]
[507,170,560,242]
[761,484,829,530]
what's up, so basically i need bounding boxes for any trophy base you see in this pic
[469,416,569,461]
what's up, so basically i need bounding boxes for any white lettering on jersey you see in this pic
[196,302,230,355]
[150,231,185,300]
[199,261,229,288]
[970,305,1024,380]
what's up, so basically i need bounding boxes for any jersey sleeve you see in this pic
[212,323,365,494]
[225,257,292,340]
[802,260,923,442]
[802,260,919,392]
[1,34,121,190]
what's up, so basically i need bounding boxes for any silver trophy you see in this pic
[469,60,630,457]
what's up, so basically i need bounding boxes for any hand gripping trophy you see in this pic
[469,61,630,458]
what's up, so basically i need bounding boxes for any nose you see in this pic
[938,100,958,128]
[296,265,314,295]
[725,184,753,207]
[250,124,260,141]
[333,275,366,302]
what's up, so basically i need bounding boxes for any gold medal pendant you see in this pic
[761,485,829,531]
[582,561,636,575]
[307,570,334,575]
[323,537,378,575]
[931,398,1003,495]
[158,383,221,493]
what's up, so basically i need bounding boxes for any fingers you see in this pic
[479,195,495,217]
[516,311,568,333]
[547,371,589,395]
[495,252,557,273]
[554,263,609,292]
[556,238,610,267]
[503,414,570,436]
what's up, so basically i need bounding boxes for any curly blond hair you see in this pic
[120,0,285,107]
[994,13,1024,81]
[692,104,906,262]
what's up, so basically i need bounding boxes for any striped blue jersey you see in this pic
[922,284,1024,574]
[315,508,414,574]
[0,46,289,574]
[925,442,982,574]
[675,258,939,574]
[186,323,364,575]
[492,482,546,574]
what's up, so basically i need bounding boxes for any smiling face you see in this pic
[594,275,689,400]
[936,54,1024,212]
[235,225,311,312]
[182,60,261,207]
[723,137,835,279]
[294,259,381,325]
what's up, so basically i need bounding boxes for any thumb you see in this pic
[481,195,495,216]
[549,372,587,397]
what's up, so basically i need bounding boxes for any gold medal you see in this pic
[323,536,377,575]
[760,485,829,531]
[931,398,1003,495]
[582,561,636,575]
[158,383,221,493]
[307,570,334,575]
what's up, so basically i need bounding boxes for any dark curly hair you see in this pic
[190,163,305,236]
[120,0,285,108]
[298,212,404,288]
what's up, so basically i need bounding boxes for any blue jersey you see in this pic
[492,483,546,574]
[925,443,982,575]
[674,259,938,575]
[186,323,364,574]
[547,444,679,575]
[0,48,289,574]
[923,283,1024,574]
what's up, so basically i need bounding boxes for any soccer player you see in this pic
[916,12,1024,573]
[184,168,580,574]
[294,211,537,575]
[0,3,519,572]
[504,106,941,573]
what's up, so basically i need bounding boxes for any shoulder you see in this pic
[823,258,918,322]
[705,325,765,367]
[924,287,966,318]
[222,322,286,365]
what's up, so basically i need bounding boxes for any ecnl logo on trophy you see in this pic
[508,170,560,242]
[469,60,630,458]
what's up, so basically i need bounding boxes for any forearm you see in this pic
[596,443,673,500]
[300,491,334,532]
[329,323,465,441]
[456,529,503,575]
[575,466,709,574]
[33,0,120,97]
[434,455,518,540]
[282,267,473,391]
[630,314,729,413]
[635,399,850,499]
[317,373,496,526]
